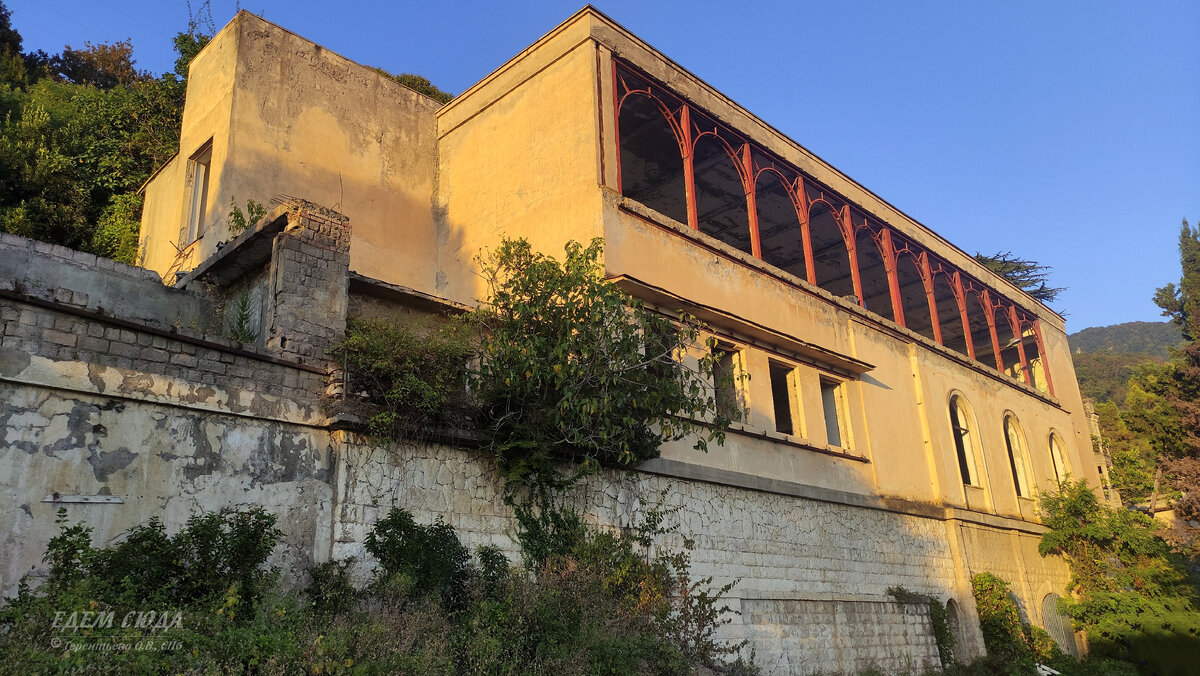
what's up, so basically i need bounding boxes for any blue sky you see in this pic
[9,0,1199,332]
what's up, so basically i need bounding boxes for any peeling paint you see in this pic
[87,446,137,481]
[0,346,30,378]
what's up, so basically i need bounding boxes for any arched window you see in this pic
[755,168,806,281]
[809,202,854,298]
[1041,593,1079,656]
[693,133,752,255]
[617,93,688,224]
[994,306,1022,379]
[1004,414,1032,497]
[855,225,893,320]
[1049,431,1070,486]
[933,273,968,355]
[950,394,981,486]
[896,253,935,341]
[964,291,997,369]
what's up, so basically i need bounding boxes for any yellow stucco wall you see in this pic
[135,11,1101,627]
[433,20,606,305]
[140,12,442,294]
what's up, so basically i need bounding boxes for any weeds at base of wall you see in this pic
[0,502,758,675]
[886,586,956,667]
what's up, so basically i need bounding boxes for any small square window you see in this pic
[769,362,796,435]
[819,377,846,448]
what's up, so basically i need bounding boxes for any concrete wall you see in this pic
[140,12,443,295]
[433,18,607,305]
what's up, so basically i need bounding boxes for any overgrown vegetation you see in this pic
[226,289,258,343]
[334,237,734,494]
[1,500,755,674]
[1038,480,1200,674]
[886,586,955,667]
[226,196,266,235]
[472,237,733,493]
[332,315,474,439]
[373,68,454,104]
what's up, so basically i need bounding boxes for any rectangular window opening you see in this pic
[186,140,213,242]
[769,362,796,435]
[820,377,845,448]
[712,344,741,422]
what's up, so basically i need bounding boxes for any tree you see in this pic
[1154,219,1200,342]
[51,40,146,89]
[473,238,730,492]
[1038,480,1200,672]
[974,250,1065,304]
[372,68,453,103]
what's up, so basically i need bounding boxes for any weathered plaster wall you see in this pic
[140,12,443,294]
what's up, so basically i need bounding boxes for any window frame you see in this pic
[819,376,849,449]
[767,359,803,437]
[949,394,982,487]
[1003,413,1033,498]
[1048,430,1070,486]
[185,139,214,243]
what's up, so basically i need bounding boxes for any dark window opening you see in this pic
[769,362,796,435]
[713,345,741,421]
[809,203,855,299]
[756,172,807,281]
[1005,415,1029,497]
[934,275,968,355]
[693,134,752,255]
[820,378,844,448]
[994,309,1021,379]
[855,226,893,320]
[1022,326,1048,391]
[964,292,996,368]
[950,395,977,485]
[896,254,936,341]
[618,94,688,224]
[187,139,213,242]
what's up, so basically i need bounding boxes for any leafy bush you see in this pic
[226,195,266,235]
[2,501,755,675]
[474,237,731,492]
[971,572,1037,668]
[332,316,474,440]
[364,507,470,609]
[305,557,359,618]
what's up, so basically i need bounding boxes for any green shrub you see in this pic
[364,507,470,609]
[306,557,359,618]
[333,316,474,440]
[971,572,1035,668]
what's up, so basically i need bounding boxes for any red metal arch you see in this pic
[616,89,688,159]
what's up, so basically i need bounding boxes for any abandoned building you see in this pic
[0,7,1104,673]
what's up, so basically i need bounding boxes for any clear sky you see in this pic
[8,0,1199,332]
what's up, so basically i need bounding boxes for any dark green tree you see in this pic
[974,250,1065,304]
